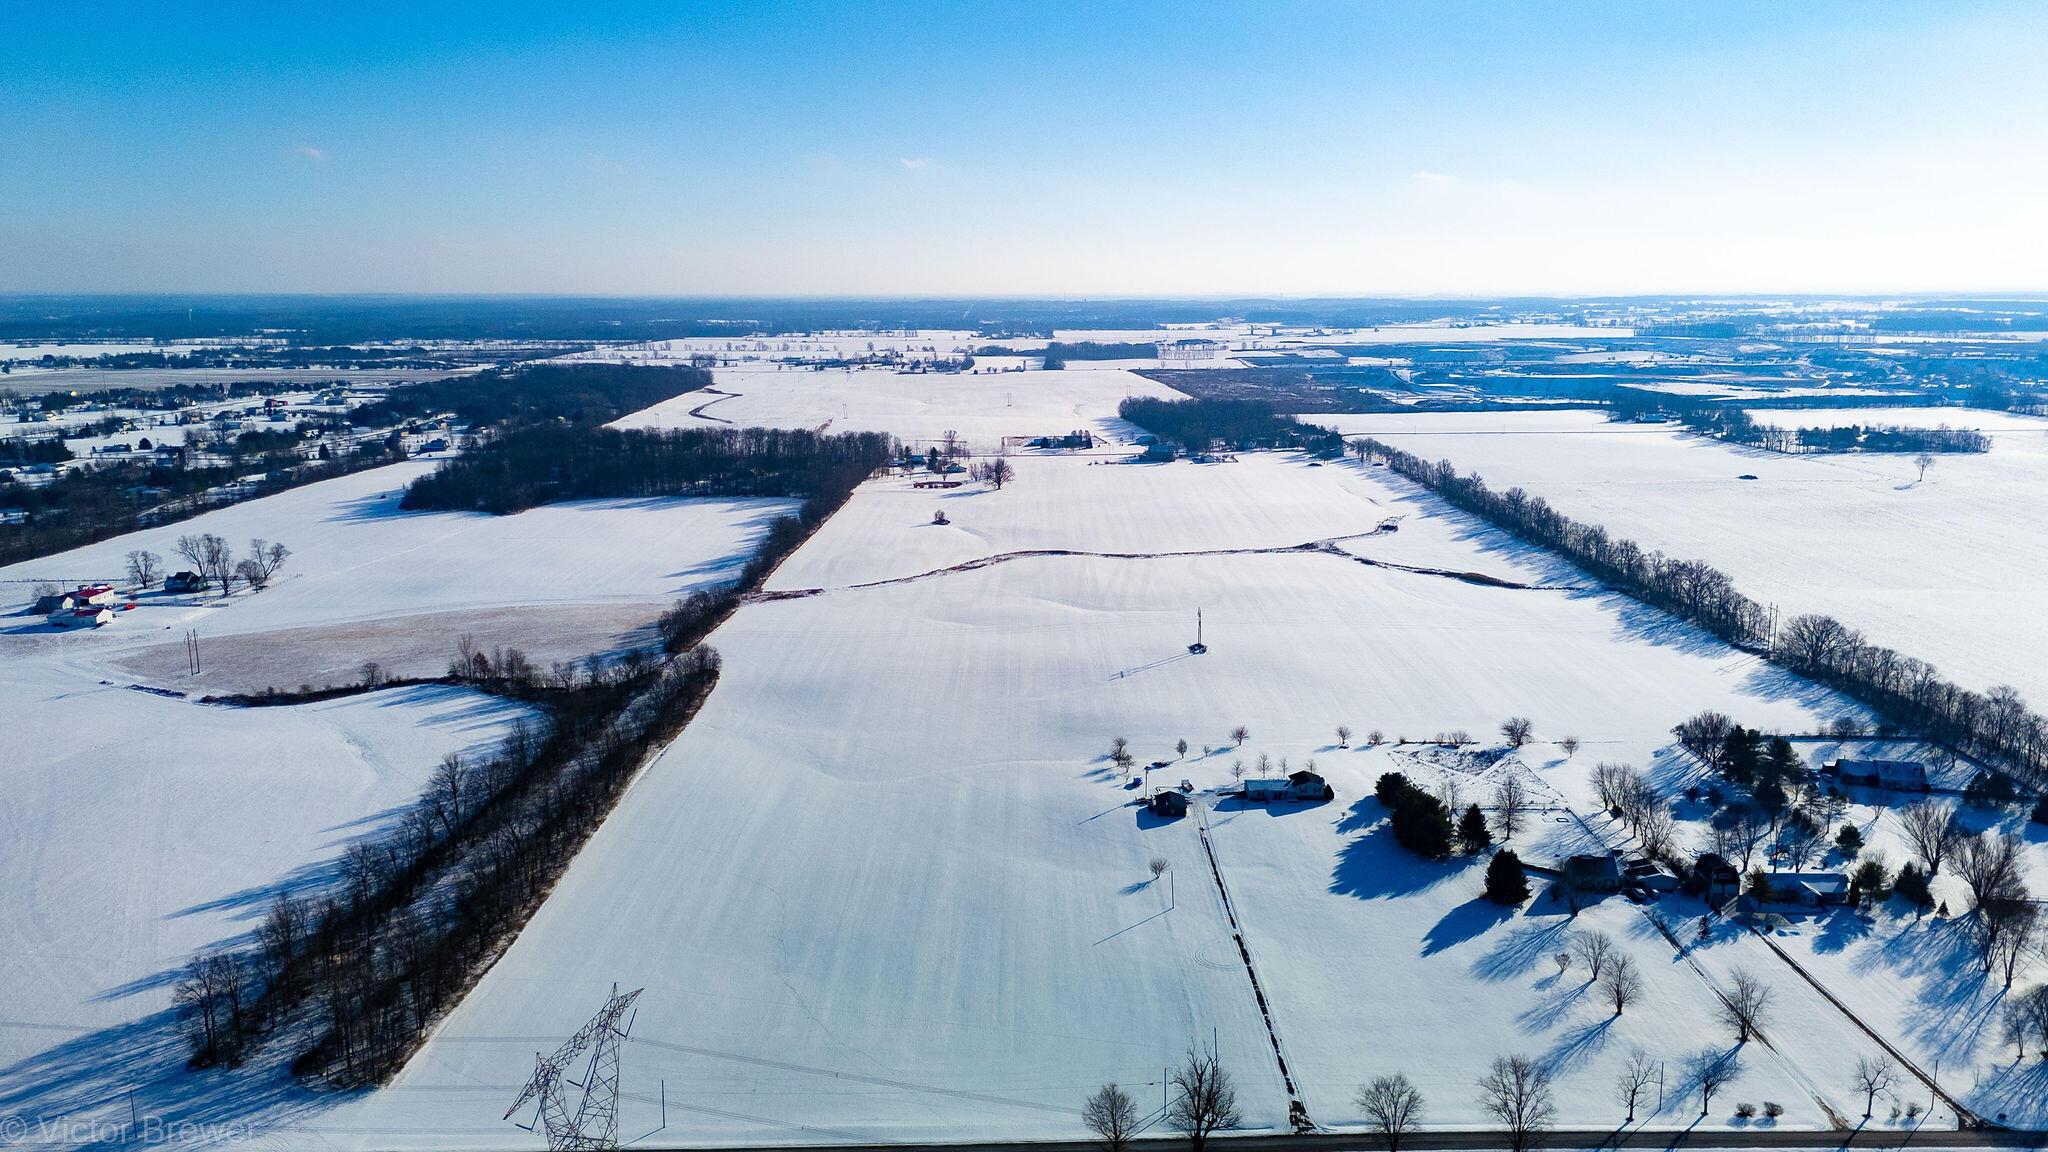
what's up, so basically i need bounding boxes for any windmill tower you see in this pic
[1188,608,1208,655]
[505,986,644,1151]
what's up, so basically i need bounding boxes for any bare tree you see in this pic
[1955,829,2027,913]
[1852,1055,1899,1118]
[173,950,248,1066]
[1571,931,1618,982]
[1356,1073,1425,1152]
[1501,716,1534,747]
[1337,725,1352,748]
[1477,1055,1555,1152]
[969,457,1014,489]
[427,752,469,838]
[1177,738,1190,759]
[258,894,308,1003]
[1083,1083,1138,1152]
[126,549,163,589]
[1600,954,1644,1016]
[1988,905,2040,988]
[1690,1048,1739,1116]
[1898,800,1963,875]
[1591,761,1628,812]
[1712,804,1774,875]
[1914,452,1935,483]
[1719,968,1773,1044]
[1230,725,1249,747]
[1494,772,1529,843]
[241,538,291,588]
[1150,856,1170,883]
[1167,1044,1241,1151]
[1559,735,1580,757]
[1616,1047,1656,1122]
[176,532,236,594]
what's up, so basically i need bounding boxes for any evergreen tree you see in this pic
[1719,727,1761,785]
[1391,796,1455,859]
[1483,849,1530,904]
[1459,803,1493,851]
[1893,862,1934,911]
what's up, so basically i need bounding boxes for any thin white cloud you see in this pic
[898,157,933,170]
[1410,169,1453,184]
[292,145,330,165]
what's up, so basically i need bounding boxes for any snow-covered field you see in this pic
[613,364,1187,449]
[0,461,796,690]
[0,658,534,1112]
[313,454,1934,1148]
[1313,407,2048,704]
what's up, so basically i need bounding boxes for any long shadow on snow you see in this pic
[1422,896,1517,956]
[1471,915,1577,983]
[1329,821,1466,901]
[0,1007,326,1150]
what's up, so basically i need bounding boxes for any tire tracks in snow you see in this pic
[1194,800,1310,1131]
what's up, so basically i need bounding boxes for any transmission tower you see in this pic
[505,985,643,1151]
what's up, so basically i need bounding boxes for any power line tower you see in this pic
[505,986,643,1151]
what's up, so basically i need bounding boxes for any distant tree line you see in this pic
[1608,392,1990,454]
[1022,341,1159,368]
[0,439,403,567]
[400,424,894,515]
[1352,435,2048,788]
[350,362,710,430]
[1117,396,1343,454]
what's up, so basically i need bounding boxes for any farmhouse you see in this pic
[1753,871,1852,908]
[164,570,205,594]
[1560,853,1624,893]
[1824,758,1929,792]
[1694,852,1741,897]
[1242,769,1331,804]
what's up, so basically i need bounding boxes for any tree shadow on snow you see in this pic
[1421,897,1517,956]
[1538,1014,1616,1077]
[1471,915,1576,983]
[1329,823,1464,901]
[1517,977,1594,1034]
[0,1005,332,1150]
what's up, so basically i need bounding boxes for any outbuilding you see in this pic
[49,606,114,628]
[1149,790,1189,818]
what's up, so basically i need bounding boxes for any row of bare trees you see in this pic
[171,533,290,593]
[174,647,726,1082]
[1084,1045,1240,1152]
[1354,436,2048,788]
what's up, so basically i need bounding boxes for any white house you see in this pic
[1754,871,1851,908]
[1825,758,1929,792]
[48,606,115,628]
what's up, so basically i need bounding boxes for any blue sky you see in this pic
[4,2,2044,295]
